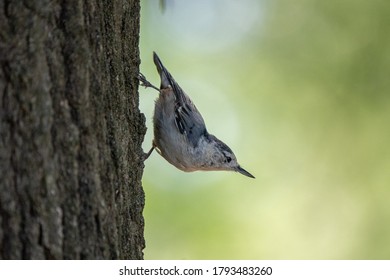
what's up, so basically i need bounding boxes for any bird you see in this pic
[138,52,254,178]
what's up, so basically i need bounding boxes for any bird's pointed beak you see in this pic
[236,166,255,179]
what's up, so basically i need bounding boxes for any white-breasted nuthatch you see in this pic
[139,52,254,178]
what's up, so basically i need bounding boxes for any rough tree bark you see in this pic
[0,0,146,259]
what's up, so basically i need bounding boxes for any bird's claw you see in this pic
[138,73,160,91]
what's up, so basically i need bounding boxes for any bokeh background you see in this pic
[138,0,390,259]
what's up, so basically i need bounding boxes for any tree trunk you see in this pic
[0,0,145,259]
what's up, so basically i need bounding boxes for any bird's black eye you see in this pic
[226,156,232,163]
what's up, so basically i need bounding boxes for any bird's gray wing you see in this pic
[174,96,207,147]
[153,52,208,147]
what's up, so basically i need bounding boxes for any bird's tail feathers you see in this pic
[153,52,176,89]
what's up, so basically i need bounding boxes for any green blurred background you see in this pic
[138,0,390,259]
